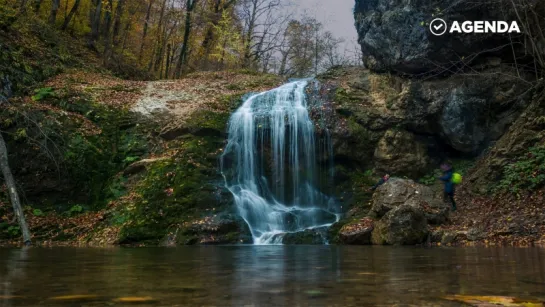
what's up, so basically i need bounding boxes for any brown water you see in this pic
[0,246,544,306]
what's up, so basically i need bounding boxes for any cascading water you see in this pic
[221,80,340,245]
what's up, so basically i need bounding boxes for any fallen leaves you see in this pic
[430,183,545,246]
[113,296,155,303]
[443,295,544,307]
[49,294,98,300]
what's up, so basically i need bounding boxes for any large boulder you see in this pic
[337,218,375,245]
[371,205,429,245]
[370,178,449,224]
[354,0,526,75]
[175,214,252,245]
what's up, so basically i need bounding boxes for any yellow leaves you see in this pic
[443,295,544,307]
[49,294,98,300]
[113,296,155,303]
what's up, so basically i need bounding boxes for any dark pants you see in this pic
[444,192,456,210]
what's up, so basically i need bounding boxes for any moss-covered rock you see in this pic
[371,205,429,245]
[282,229,326,245]
[174,214,252,245]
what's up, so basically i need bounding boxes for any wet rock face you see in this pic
[176,214,253,245]
[371,205,429,245]
[354,0,519,75]
[373,129,434,177]
[370,178,449,225]
[324,67,530,160]
[282,229,326,244]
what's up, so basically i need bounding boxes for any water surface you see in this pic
[0,246,544,306]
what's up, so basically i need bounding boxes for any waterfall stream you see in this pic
[221,80,339,244]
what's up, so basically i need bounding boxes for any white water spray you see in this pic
[221,80,339,244]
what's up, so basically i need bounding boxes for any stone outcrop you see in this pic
[374,129,433,177]
[371,205,429,245]
[370,178,449,224]
[325,67,531,161]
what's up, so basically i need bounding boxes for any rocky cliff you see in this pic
[354,0,539,75]
[319,0,545,246]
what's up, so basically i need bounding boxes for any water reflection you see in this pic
[0,247,29,306]
[0,246,543,306]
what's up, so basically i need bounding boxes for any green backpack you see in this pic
[451,172,462,184]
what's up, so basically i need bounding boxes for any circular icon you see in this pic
[429,18,447,36]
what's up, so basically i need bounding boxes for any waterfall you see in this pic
[221,80,339,245]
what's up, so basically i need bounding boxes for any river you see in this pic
[0,246,544,306]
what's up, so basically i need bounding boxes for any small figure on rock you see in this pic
[438,163,461,211]
[370,174,390,191]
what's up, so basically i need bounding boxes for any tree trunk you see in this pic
[33,0,42,12]
[175,0,198,78]
[102,0,113,62]
[138,0,155,63]
[88,0,102,49]
[243,0,258,67]
[200,0,236,69]
[0,133,32,245]
[165,43,171,78]
[48,0,60,25]
[61,0,81,30]
[121,21,131,52]
[112,0,126,46]
[151,0,168,73]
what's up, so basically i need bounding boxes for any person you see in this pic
[370,174,390,191]
[438,163,457,211]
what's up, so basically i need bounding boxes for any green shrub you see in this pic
[5,225,20,237]
[419,173,439,186]
[68,205,84,215]
[31,87,56,101]
[32,209,44,216]
[496,145,545,194]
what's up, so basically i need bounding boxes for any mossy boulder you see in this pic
[175,214,252,245]
[371,205,429,245]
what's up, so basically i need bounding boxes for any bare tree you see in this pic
[321,31,348,69]
[0,84,31,246]
[0,134,31,245]
[237,0,293,71]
